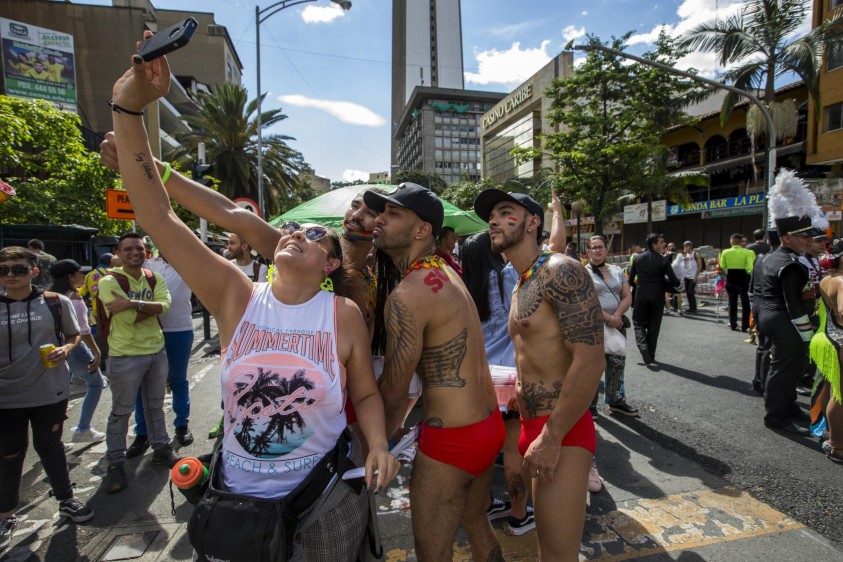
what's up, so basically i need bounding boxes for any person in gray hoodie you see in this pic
[0,246,94,553]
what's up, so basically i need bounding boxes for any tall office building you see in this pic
[392,0,464,167]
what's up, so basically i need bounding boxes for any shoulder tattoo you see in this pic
[417,328,467,389]
[514,277,543,320]
[541,259,604,345]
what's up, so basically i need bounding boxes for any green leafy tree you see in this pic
[515,34,659,233]
[678,0,843,127]
[395,169,448,194]
[0,96,124,233]
[172,82,310,217]
[440,177,495,210]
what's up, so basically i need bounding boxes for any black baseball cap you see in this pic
[50,259,91,278]
[363,182,444,236]
[473,189,544,230]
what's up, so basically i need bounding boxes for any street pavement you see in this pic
[3,300,842,561]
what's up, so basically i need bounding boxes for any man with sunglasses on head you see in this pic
[0,247,93,552]
[473,189,605,561]
[362,182,503,561]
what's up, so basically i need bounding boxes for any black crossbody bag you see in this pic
[187,428,357,562]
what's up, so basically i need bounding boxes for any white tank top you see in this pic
[219,284,346,498]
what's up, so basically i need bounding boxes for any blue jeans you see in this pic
[134,330,193,435]
[66,341,106,431]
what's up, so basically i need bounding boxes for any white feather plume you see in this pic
[767,168,821,228]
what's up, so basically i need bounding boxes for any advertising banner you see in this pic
[667,193,765,216]
[1,18,76,111]
[624,200,666,224]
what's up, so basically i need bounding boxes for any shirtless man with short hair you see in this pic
[364,183,503,562]
[474,189,606,561]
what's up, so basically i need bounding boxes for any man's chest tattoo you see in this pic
[514,279,542,320]
[417,328,467,388]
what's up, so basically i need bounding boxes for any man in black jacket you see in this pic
[628,233,681,366]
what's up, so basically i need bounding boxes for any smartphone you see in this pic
[137,17,198,62]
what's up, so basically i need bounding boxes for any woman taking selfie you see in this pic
[108,33,398,561]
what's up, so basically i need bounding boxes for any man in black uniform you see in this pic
[749,231,780,395]
[755,217,814,433]
[628,233,681,366]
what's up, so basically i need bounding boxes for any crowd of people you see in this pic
[2,41,841,562]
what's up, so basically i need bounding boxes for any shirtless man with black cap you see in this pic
[364,182,504,561]
[473,188,605,562]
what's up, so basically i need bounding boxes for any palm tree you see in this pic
[678,0,843,129]
[171,82,312,217]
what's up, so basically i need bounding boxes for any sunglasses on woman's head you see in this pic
[280,221,329,242]
[0,264,31,277]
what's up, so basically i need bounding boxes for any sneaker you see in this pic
[486,498,511,521]
[104,463,128,493]
[208,416,224,439]
[0,517,17,551]
[175,426,194,447]
[58,497,94,523]
[588,465,603,493]
[125,435,150,458]
[609,402,639,417]
[506,506,536,536]
[71,427,106,443]
[151,445,183,467]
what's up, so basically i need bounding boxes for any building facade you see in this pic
[480,52,575,185]
[806,0,843,168]
[395,86,505,185]
[391,0,464,167]
[0,0,241,157]
[301,172,331,195]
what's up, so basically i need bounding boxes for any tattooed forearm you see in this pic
[379,297,418,394]
[133,152,155,180]
[541,259,604,345]
[520,380,562,417]
[417,329,467,388]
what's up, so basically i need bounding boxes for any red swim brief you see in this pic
[418,410,505,476]
[518,410,596,457]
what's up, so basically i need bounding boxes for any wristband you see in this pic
[160,161,172,185]
[108,100,144,116]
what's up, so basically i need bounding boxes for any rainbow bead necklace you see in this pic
[517,251,553,288]
[405,255,446,276]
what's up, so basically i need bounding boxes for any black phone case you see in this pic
[138,17,198,62]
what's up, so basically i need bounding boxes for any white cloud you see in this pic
[342,169,369,182]
[581,11,588,16]
[277,95,385,127]
[627,24,673,46]
[300,4,346,24]
[562,25,586,43]
[489,20,541,38]
[465,41,553,86]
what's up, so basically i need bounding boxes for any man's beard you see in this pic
[490,222,526,254]
[223,249,238,259]
[373,227,413,251]
[343,219,374,242]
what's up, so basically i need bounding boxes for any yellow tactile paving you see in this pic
[382,487,803,561]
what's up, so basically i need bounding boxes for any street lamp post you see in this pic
[568,43,776,230]
[255,0,351,220]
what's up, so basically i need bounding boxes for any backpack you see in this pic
[95,269,157,338]
[42,290,64,344]
[252,261,261,282]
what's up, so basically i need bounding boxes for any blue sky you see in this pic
[79,0,811,183]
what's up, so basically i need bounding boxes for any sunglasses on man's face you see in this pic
[0,264,31,277]
[280,221,329,242]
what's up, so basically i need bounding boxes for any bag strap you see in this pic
[285,429,355,513]
[587,264,621,306]
[42,290,64,344]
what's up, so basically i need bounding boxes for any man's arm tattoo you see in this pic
[520,380,562,418]
[379,298,418,393]
[540,260,604,345]
[134,152,155,180]
[417,328,467,388]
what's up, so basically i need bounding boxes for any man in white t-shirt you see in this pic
[224,233,267,282]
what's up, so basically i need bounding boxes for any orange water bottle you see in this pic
[171,457,208,504]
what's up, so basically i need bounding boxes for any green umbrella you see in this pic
[269,184,489,236]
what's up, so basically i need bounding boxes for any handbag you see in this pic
[603,325,627,356]
[187,429,357,562]
[588,264,631,329]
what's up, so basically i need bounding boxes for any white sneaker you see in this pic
[506,506,536,536]
[71,428,106,443]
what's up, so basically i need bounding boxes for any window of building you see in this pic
[825,102,843,132]
[833,0,843,9]
[829,46,843,72]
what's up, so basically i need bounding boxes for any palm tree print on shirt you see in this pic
[231,367,317,458]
